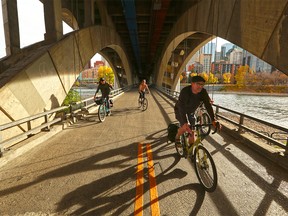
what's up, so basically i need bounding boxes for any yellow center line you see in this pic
[146,144,160,216]
[134,143,144,216]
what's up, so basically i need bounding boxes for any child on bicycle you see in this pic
[174,75,221,144]
[138,79,150,100]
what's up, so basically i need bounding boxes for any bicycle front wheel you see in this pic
[98,104,106,122]
[142,98,148,111]
[193,145,217,192]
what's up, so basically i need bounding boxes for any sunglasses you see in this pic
[195,82,205,86]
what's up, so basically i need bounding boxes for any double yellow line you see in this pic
[134,143,160,216]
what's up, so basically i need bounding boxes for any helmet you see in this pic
[99,77,105,82]
[191,75,205,83]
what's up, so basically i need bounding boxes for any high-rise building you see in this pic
[202,42,216,61]
[229,48,243,64]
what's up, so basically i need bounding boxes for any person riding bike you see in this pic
[174,75,221,144]
[138,79,150,100]
[94,77,113,115]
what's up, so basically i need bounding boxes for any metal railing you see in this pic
[214,105,288,151]
[157,86,288,153]
[0,86,131,156]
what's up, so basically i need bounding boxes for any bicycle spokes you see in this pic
[194,145,217,192]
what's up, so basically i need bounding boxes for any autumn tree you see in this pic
[98,66,114,84]
[234,65,252,87]
[222,72,231,84]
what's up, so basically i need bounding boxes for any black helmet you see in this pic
[99,77,105,82]
[191,75,205,83]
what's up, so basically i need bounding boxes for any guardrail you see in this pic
[214,105,288,152]
[0,86,131,157]
[157,86,288,154]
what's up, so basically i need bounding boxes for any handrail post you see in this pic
[285,137,288,155]
[238,115,244,134]
[215,106,219,114]
[0,131,3,157]
[27,121,31,131]
[44,114,50,131]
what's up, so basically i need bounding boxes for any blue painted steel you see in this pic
[121,0,142,73]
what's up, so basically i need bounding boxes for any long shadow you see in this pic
[150,89,288,214]
[205,134,288,214]
[140,128,209,215]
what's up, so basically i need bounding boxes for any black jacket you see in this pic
[174,85,215,126]
[95,83,113,98]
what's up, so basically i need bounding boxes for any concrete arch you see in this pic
[62,8,79,30]
[0,25,132,140]
[156,0,288,89]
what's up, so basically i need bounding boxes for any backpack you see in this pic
[167,123,179,142]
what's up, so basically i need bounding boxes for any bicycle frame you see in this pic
[182,126,203,156]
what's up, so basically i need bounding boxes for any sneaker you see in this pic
[106,111,111,116]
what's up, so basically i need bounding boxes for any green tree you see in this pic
[62,90,81,106]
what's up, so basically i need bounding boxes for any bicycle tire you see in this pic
[98,104,106,122]
[142,98,148,111]
[138,98,142,108]
[193,145,217,192]
[198,112,211,137]
[175,135,186,157]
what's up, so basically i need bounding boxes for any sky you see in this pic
[0,0,229,60]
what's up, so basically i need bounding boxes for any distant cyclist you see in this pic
[138,79,150,100]
[94,77,113,115]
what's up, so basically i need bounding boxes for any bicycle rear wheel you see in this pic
[98,104,106,122]
[193,145,217,192]
[138,98,142,108]
[142,98,148,111]
[198,112,211,137]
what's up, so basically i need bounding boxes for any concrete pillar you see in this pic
[2,0,20,56]
[43,0,63,43]
[84,0,93,27]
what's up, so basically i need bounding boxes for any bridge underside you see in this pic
[1,0,288,140]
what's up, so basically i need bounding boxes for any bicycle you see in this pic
[175,114,219,192]
[95,97,110,122]
[138,93,148,111]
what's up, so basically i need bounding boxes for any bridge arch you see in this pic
[156,0,288,90]
[0,25,132,139]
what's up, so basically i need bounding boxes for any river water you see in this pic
[210,93,288,128]
[74,88,288,128]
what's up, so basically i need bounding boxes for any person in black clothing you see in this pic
[174,75,220,144]
[94,77,113,115]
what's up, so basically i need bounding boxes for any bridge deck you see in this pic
[0,89,287,215]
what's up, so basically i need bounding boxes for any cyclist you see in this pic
[94,77,113,115]
[138,79,150,101]
[174,75,221,144]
